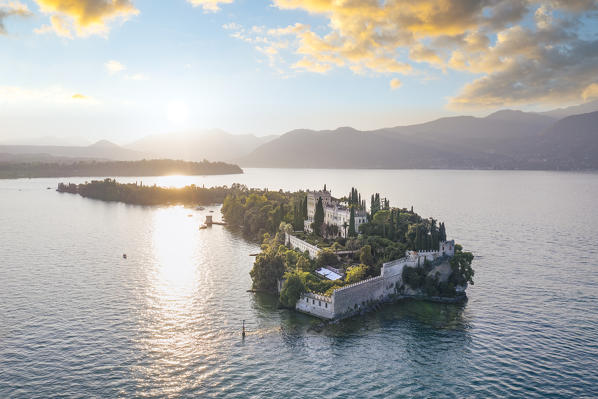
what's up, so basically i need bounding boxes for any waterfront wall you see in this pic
[296,258,409,319]
[290,233,456,319]
[296,293,334,319]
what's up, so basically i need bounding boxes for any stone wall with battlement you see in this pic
[296,292,334,319]
[291,235,456,319]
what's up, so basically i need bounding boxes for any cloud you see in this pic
[187,0,233,12]
[223,0,598,109]
[33,0,139,38]
[390,78,402,90]
[34,15,73,38]
[0,1,32,34]
[105,60,126,74]
[0,85,97,104]
[582,83,598,101]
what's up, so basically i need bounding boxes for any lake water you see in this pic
[1,169,598,398]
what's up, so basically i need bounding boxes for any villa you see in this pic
[303,188,368,238]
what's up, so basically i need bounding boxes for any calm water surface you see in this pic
[1,169,598,398]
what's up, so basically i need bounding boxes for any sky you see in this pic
[1,0,597,144]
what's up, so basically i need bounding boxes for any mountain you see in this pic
[0,140,146,161]
[372,110,556,155]
[239,109,595,170]
[531,111,598,169]
[239,126,516,169]
[540,99,598,119]
[127,130,273,162]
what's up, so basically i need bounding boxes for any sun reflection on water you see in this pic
[152,175,205,189]
[135,206,206,396]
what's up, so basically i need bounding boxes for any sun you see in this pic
[167,100,190,125]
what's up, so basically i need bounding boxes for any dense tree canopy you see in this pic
[6,159,242,179]
[279,271,308,307]
[58,179,234,206]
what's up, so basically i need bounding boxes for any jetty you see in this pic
[205,215,226,226]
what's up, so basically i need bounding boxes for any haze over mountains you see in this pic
[2,100,597,170]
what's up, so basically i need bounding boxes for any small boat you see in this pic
[196,206,205,211]
[123,254,127,259]
[209,210,214,213]
[187,214,193,217]
[199,224,208,230]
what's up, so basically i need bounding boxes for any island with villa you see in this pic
[221,185,475,320]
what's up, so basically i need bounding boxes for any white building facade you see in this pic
[303,189,367,238]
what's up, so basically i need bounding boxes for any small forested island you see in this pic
[0,158,242,179]
[57,179,235,205]
[222,185,475,320]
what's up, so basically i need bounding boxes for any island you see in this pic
[222,185,474,320]
[56,179,475,320]
[0,158,242,179]
[57,178,237,206]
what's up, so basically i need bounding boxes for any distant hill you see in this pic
[530,111,598,169]
[239,108,597,170]
[0,141,147,161]
[0,159,243,179]
[127,130,273,162]
[540,99,598,119]
[238,126,516,169]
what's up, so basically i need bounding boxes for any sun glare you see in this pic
[167,100,189,125]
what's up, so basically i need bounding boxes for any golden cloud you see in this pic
[187,0,234,12]
[0,85,97,104]
[33,0,139,38]
[390,78,402,90]
[582,83,598,101]
[224,0,598,108]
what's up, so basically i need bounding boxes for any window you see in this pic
[306,298,309,302]
[312,299,315,304]
[319,301,321,306]
[325,303,328,308]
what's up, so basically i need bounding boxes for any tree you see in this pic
[296,255,312,272]
[279,271,308,307]
[250,245,286,292]
[348,207,356,237]
[313,196,324,235]
[370,193,381,217]
[345,264,367,284]
[359,244,374,267]
[317,249,339,267]
[439,222,447,242]
[449,247,475,286]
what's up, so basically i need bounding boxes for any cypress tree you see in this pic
[389,210,395,241]
[313,197,324,236]
[348,207,356,237]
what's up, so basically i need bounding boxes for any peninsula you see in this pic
[0,158,242,179]
[222,185,474,320]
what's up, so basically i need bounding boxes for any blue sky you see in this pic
[1,0,597,144]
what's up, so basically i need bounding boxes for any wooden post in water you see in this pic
[242,320,246,338]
